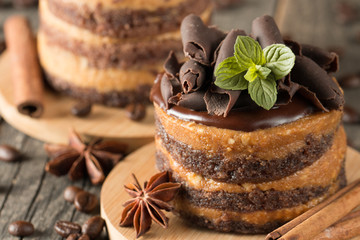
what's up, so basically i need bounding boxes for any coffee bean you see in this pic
[82,216,105,239]
[54,221,81,238]
[343,105,360,123]
[79,234,90,240]
[0,144,21,162]
[71,101,92,117]
[8,220,34,237]
[74,191,98,213]
[338,74,360,88]
[64,186,83,203]
[67,233,81,240]
[126,103,146,121]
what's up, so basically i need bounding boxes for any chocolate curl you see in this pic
[291,56,344,111]
[4,16,44,118]
[181,14,226,65]
[301,44,339,73]
[251,15,284,48]
[169,91,207,111]
[284,39,302,56]
[179,60,207,93]
[160,74,182,110]
[214,29,246,69]
[164,51,181,78]
[204,85,241,117]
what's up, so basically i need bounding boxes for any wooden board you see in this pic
[0,51,155,150]
[100,142,360,240]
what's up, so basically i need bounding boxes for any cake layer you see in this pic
[156,126,346,192]
[38,32,159,93]
[155,103,343,183]
[174,177,344,234]
[39,0,187,68]
[46,0,211,38]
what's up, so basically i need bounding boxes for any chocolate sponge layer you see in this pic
[47,0,210,38]
[156,118,336,184]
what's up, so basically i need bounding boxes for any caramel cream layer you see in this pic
[57,0,194,11]
[38,32,160,92]
[155,103,342,161]
[40,0,189,45]
[175,181,340,226]
[156,126,346,192]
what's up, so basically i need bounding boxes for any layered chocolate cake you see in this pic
[37,0,212,107]
[151,15,346,233]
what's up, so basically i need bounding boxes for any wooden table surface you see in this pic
[1,0,360,239]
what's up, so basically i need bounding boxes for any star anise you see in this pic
[44,130,127,185]
[120,171,181,238]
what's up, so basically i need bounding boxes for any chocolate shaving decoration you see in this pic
[252,15,284,47]
[204,85,241,117]
[44,130,127,185]
[164,51,181,79]
[179,60,207,93]
[206,29,246,117]
[301,44,339,73]
[284,39,302,56]
[169,91,207,111]
[291,56,344,111]
[181,14,226,65]
[120,172,181,238]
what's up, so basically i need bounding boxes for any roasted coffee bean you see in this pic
[71,101,92,117]
[126,103,146,121]
[0,144,21,162]
[338,74,360,88]
[54,221,81,238]
[343,105,360,123]
[74,191,98,213]
[82,216,105,239]
[64,186,83,203]
[8,220,34,237]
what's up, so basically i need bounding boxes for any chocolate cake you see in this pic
[151,15,346,234]
[37,0,212,107]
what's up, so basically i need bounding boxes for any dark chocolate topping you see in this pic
[252,15,284,47]
[151,14,344,131]
[301,44,339,73]
[179,60,207,93]
[181,14,226,65]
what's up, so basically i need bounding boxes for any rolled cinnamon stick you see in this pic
[314,210,360,240]
[4,15,44,118]
[266,179,360,240]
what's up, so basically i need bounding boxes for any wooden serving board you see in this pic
[0,52,155,150]
[100,142,360,240]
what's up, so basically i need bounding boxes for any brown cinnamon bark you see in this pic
[266,179,360,240]
[4,16,44,118]
[314,210,360,240]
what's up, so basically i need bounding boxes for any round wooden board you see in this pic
[101,142,360,240]
[0,52,155,149]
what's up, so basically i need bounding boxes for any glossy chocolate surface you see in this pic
[152,76,317,132]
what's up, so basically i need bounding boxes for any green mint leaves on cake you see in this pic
[214,36,295,110]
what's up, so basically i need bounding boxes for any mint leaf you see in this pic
[214,56,248,90]
[263,44,295,79]
[244,65,271,82]
[234,36,265,69]
[248,75,277,110]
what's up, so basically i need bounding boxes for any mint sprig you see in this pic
[214,36,295,110]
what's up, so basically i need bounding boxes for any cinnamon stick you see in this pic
[314,210,360,240]
[266,178,360,240]
[4,16,44,118]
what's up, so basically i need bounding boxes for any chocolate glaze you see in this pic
[152,74,317,132]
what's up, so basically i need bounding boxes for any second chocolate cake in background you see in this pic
[152,14,346,233]
[37,0,212,108]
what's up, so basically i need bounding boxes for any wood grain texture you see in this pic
[0,51,154,151]
[101,142,360,240]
